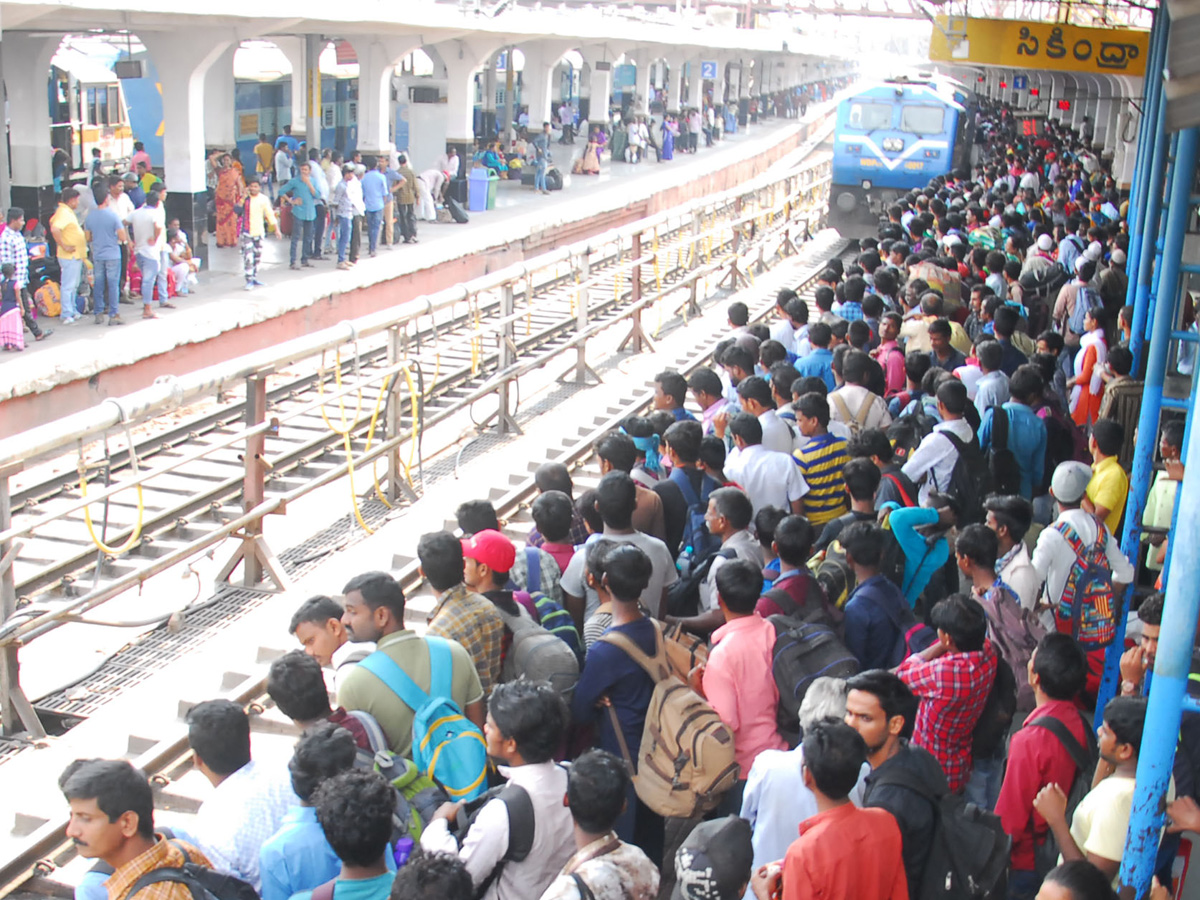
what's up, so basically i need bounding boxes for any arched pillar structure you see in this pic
[428,36,506,200]
[349,36,423,157]
[140,29,234,256]
[2,34,60,222]
[204,45,238,150]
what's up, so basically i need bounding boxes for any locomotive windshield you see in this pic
[846,102,893,131]
[899,105,945,135]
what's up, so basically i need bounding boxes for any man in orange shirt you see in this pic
[751,722,909,900]
[60,758,215,900]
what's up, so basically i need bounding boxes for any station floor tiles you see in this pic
[2,116,810,371]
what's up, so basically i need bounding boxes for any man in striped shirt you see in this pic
[792,392,850,527]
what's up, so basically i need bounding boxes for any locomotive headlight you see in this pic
[860,180,873,190]
[881,137,904,152]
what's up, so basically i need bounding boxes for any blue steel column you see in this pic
[1122,7,1168,316]
[1128,16,1172,373]
[1095,130,1177,713]
[1118,126,1200,898]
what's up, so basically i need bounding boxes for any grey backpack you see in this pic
[499,606,580,697]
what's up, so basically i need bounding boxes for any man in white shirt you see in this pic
[560,472,678,622]
[901,379,976,506]
[972,341,1011,418]
[983,495,1041,613]
[422,681,576,900]
[1032,461,1134,626]
[187,700,298,891]
[828,350,892,438]
[127,190,168,318]
[721,412,807,517]
[734,376,796,454]
[287,594,374,689]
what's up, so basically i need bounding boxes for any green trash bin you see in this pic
[485,167,500,210]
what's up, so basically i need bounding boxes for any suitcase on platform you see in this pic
[279,203,293,237]
[446,197,469,224]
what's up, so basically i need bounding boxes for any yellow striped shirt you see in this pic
[793,434,850,526]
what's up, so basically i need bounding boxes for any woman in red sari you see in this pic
[214,154,246,248]
[1068,305,1107,428]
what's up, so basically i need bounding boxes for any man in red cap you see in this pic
[417,531,506,696]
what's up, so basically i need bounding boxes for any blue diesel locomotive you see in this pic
[829,75,973,236]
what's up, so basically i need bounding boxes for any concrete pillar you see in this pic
[481,54,498,140]
[274,37,308,139]
[433,37,504,198]
[585,61,613,129]
[204,45,238,150]
[140,30,233,260]
[355,38,418,157]
[635,52,654,118]
[2,34,59,224]
[666,55,686,115]
[518,41,573,128]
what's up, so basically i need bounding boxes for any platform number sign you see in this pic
[1012,75,1029,90]
[701,61,719,80]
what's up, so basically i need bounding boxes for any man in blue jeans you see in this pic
[361,156,388,257]
[84,191,127,326]
[127,190,169,319]
[277,163,319,270]
[330,164,362,270]
[532,121,552,195]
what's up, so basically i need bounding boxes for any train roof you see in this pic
[844,76,967,111]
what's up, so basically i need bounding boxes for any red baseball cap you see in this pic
[461,529,516,573]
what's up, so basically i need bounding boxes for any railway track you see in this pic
[0,228,853,900]
[6,211,728,608]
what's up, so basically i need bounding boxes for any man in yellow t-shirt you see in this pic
[1085,419,1129,535]
[253,133,274,191]
[49,187,88,323]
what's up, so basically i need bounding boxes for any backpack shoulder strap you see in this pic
[831,393,854,426]
[571,874,598,900]
[883,472,915,507]
[524,547,542,594]
[671,467,701,508]
[126,868,195,900]
[311,880,338,900]
[499,784,535,862]
[426,636,454,701]
[992,405,1010,452]
[359,650,431,713]
[346,709,390,756]
[1027,716,1095,773]
[763,586,799,617]
[855,395,874,428]
[597,623,669,681]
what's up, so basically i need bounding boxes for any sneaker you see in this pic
[60,317,75,325]
[244,282,256,292]
[109,315,124,326]
[95,314,105,324]
[369,251,377,258]
[252,279,266,287]
[337,261,352,270]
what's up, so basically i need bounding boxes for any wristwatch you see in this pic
[1121,679,1138,696]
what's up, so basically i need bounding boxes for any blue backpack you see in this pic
[672,467,722,568]
[358,637,489,802]
[514,589,585,663]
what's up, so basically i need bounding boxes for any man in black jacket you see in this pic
[844,669,946,898]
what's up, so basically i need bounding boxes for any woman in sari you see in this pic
[660,117,675,161]
[1068,305,1107,428]
[214,154,246,248]
[580,129,603,174]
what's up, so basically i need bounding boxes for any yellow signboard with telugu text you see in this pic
[929,17,1148,77]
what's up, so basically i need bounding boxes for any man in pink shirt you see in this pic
[871,312,906,398]
[689,557,786,814]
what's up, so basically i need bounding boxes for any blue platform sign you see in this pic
[1013,75,1029,90]
[701,61,718,80]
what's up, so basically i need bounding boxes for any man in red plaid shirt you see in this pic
[896,595,998,793]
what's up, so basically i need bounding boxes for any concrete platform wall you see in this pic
[3,109,834,434]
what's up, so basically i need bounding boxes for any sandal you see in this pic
[142,309,159,320]
[158,302,177,309]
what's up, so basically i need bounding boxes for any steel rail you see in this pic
[0,230,851,900]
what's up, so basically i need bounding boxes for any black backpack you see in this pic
[971,651,1018,760]
[126,842,258,900]
[940,431,993,525]
[665,547,736,618]
[453,782,537,899]
[868,770,1010,900]
[760,570,844,634]
[986,407,1023,497]
[1028,715,1098,877]
[768,615,859,744]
